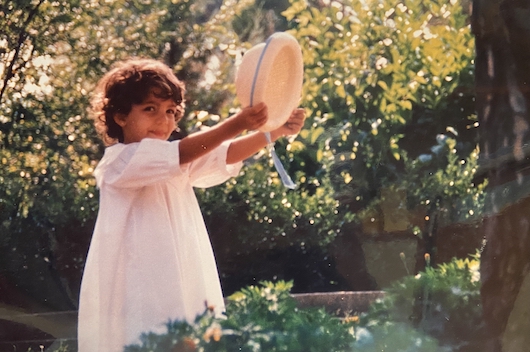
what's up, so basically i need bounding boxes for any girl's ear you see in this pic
[114,113,127,127]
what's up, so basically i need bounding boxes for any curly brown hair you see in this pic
[90,58,186,145]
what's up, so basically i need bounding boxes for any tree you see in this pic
[283,0,484,272]
[472,0,530,350]
[1,0,98,313]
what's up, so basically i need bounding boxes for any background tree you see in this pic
[1,0,98,313]
[283,0,483,272]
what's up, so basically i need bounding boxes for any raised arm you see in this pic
[226,108,306,164]
[178,103,268,164]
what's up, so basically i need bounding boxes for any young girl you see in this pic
[77,58,305,351]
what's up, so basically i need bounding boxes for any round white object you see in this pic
[235,32,304,132]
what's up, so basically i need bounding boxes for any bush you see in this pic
[124,281,357,352]
[124,254,485,351]
[44,256,485,352]
[358,253,486,352]
[124,257,483,352]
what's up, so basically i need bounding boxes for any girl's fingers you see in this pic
[253,112,268,128]
[287,110,305,124]
[252,102,268,114]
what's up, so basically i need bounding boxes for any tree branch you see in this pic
[0,0,45,105]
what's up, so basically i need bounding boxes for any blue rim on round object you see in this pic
[250,35,274,107]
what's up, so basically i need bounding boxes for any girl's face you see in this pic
[115,94,179,144]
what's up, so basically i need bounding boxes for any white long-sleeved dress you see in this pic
[77,138,241,351]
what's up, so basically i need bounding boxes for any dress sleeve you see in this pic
[94,139,242,189]
[186,140,243,188]
[95,139,182,188]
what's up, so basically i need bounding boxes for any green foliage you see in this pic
[403,134,487,226]
[121,260,485,352]
[1,0,103,309]
[352,323,442,352]
[198,160,350,253]
[283,0,482,232]
[42,257,484,352]
[124,281,357,352]
[359,253,486,351]
[231,0,290,43]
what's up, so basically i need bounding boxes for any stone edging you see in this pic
[292,290,385,316]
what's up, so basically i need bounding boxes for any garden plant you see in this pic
[119,254,483,352]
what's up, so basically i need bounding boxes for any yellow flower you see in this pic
[343,315,359,323]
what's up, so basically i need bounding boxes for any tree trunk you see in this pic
[472,0,530,350]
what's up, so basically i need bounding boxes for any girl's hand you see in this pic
[226,107,306,164]
[271,108,306,139]
[232,102,268,132]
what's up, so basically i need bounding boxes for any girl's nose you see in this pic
[156,112,170,123]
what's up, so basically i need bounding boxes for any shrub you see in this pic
[124,254,485,351]
[124,281,357,352]
[358,253,486,351]
[45,256,485,352]
[123,261,482,352]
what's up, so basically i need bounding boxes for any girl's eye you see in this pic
[167,109,176,115]
[144,106,156,112]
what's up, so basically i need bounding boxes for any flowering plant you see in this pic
[124,281,357,352]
